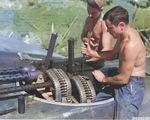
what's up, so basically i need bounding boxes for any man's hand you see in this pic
[89,38,99,51]
[92,70,105,83]
[81,42,91,56]
[86,57,99,62]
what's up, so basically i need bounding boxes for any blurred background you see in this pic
[0,0,150,56]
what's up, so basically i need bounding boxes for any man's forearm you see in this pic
[89,50,115,60]
[102,76,128,85]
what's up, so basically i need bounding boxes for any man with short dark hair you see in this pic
[81,6,146,119]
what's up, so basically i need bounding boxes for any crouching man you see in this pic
[81,6,146,119]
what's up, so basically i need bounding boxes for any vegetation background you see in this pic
[0,0,150,56]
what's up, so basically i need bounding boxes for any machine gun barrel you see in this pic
[0,73,28,83]
[0,67,23,75]
[0,81,52,95]
[0,65,35,75]
[0,71,41,83]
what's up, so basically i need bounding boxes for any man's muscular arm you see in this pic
[81,18,90,43]
[101,21,112,51]
[91,20,112,51]
[93,41,137,85]
[81,42,116,60]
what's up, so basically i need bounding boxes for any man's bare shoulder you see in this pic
[96,20,102,25]
[93,20,102,32]
[124,39,135,51]
[128,28,143,47]
[123,29,143,55]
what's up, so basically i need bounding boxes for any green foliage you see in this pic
[79,0,87,2]
[11,0,116,56]
[132,6,150,29]
[10,0,150,56]
[13,1,87,56]
[127,0,150,8]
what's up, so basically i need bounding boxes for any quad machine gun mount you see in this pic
[0,33,97,108]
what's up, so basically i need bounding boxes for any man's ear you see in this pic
[119,22,125,31]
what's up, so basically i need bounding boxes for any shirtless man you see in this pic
[81,6,146,119]
[81,0,112,53]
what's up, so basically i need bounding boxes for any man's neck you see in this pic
[92,14,101,22]
[97,14,101,20]
[120,25,130,41]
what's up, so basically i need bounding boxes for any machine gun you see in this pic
[0,33,97,106]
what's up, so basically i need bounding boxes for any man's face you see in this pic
[104,19,120,39]
[87,5,102,19]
